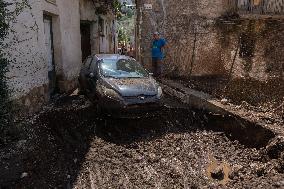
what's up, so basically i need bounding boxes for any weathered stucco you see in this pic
[4,0,81,98]
[137,0,284,81]
[3,0,117,113]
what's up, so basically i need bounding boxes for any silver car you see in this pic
[78,54,163,118]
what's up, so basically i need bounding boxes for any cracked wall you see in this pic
[137,0,284,81]
[3,0,82,113]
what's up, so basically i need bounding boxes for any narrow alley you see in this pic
[0,93,283,188]
[0,0,284,188]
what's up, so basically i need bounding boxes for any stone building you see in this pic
[136,0,284,81]
[2,0,117,114]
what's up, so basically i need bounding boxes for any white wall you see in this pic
[56,0,81,80]
[3,0,82,100]
[4,0,47,100]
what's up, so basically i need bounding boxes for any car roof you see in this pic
[94,54,133,61]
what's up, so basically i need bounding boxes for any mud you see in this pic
[174,76,284,118]
[0,95,283,188]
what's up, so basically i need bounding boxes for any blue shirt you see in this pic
[152,38,166,58]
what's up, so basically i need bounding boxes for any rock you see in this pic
[250,162,266,176]
[148,153,157,163]
[273,180,284,188]
[221,98,228,105]
[265,136,284,159]
[241,101,250,108]
[16,140,27,148]
[256,165,266,177]
[229,164,243,179]
[210,166,224,180]
[133,153,143,162]
[160,158,167,166]
[20,172,28,178]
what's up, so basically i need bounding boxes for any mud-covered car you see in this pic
[78,54,163,118]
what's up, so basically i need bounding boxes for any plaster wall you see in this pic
[3,0,82,112]
[79,0,117,54]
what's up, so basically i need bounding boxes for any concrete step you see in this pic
[160,78,283,148]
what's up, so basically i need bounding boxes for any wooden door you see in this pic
[44,15,56,97]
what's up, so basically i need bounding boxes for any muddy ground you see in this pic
[0,95,284,188]
[174,76,284,117]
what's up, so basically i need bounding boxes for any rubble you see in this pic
[264,136,284,159]
[0,95,283,188]
[210,166,225,180]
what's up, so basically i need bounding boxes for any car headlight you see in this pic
[157,86,163,98]
[98,84,122,101]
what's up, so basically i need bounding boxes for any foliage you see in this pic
[117,0,135,44]
[118,29,130,43]
[113,0,122,14]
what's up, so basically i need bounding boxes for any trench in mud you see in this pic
[0,95,279,188]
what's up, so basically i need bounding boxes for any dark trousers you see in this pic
[152,57,163,77]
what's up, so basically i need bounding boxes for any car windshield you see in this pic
[100,59,149,78]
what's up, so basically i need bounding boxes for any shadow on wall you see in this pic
[165,16,283,81]
[216,17,284,80]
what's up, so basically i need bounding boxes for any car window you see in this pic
[100,59,149,78]
[84,57,92,68]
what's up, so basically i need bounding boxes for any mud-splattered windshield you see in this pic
[100,59,149,78]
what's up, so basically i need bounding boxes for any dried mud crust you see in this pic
[176,76,283,116]
[173,76,283,134]
[0,95,283,188]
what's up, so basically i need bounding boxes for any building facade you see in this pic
[3,0,117,114]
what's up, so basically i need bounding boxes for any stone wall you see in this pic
[136,0,227,74]
[137,0,284,81]
[218,18,284,81]
[227,0,284,14]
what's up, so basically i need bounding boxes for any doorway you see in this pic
[44,15,57,98]
[80,22,92,61]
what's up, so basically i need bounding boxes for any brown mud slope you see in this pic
[174,76,284,116]
[0,95,283,188]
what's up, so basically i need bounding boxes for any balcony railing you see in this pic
[227,0,284,15]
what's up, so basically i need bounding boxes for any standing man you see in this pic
[151,32,167,77]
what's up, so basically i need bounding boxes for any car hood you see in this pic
[104,77,158,97]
